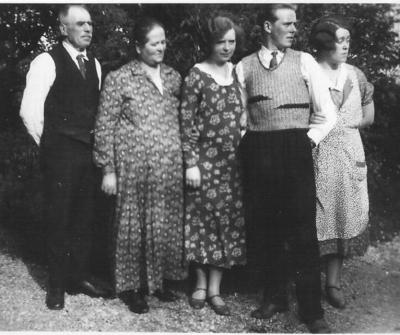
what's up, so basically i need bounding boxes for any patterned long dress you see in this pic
[180,65,246,268]
[94,60,187,294]
[313,63,374,257]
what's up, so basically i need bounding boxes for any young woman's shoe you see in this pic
[326,285,346,309]
[207,295,231,316]
[188,288,206,309]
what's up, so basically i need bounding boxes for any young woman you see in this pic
[310,15,374,309]
[94,17,186,314]
[180,16,246,316]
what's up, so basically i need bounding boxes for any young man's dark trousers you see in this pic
[241,128,323,322]
[41,132,95,290]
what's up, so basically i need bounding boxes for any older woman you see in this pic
[180,16,246,316]
[310,15,374,309]
[94,17,186,314]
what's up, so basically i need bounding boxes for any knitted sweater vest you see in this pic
[242,48,310,131]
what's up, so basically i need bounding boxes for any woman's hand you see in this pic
[102,172,117,195]
[186,166,201,188]
[189,128,200,145]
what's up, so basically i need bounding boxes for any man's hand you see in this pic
[186,166,201,188]
[310,113,326,125]
[101,172,117,195]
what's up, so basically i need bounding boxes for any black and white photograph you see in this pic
[0,2,399,333]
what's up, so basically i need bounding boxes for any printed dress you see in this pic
[94,60,186,294]
[313,63,374,257]
[180,64,246,268]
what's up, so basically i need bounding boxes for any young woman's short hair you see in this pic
[203,15,243,58]
[310,15,352,53]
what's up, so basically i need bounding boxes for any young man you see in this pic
[236,4,337,333]
[20,5,109,310]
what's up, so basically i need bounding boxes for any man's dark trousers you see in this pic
[241,128,323,322]
[41,132,95,290]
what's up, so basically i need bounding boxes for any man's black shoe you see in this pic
[305,318,332,333]
[67,278,112,298]
[250,302,289,319]
[46,287,65,310]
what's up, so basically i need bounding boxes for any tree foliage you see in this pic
[1,4,399,119]
[0,4,399,244]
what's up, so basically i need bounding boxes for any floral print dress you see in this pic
[94,60,187,294]
[313,63,374,257]
[180,64,246,268]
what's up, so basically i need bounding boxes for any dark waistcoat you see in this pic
[43,43,99,144]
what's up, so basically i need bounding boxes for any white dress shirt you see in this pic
[20,41,102,145]
[236,46,337,145]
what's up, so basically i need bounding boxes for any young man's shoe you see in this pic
[305,318,332,334]
[46,287,65,310]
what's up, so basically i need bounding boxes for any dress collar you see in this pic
[328,63,348,92]
[128,59,172,77]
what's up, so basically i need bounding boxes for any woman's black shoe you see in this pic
[120,291,149,314]
[154,289,179,302]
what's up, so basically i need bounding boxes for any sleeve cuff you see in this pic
[103,165,115,175]
[307,128,323,146]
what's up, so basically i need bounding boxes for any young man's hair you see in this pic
[257,4,297,27]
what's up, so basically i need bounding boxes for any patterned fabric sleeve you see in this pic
[180,67,203,169]
[93,70,123,174]
[170,68,182,98]
[354,66,374,106]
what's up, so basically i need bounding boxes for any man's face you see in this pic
[266,8,297,49]
[60,6,93,51]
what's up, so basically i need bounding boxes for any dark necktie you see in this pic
[269,51,278,69]
[76,54,87,79]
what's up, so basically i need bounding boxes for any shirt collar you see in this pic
[62,40,88,61]
[260,45,284,59]
[258,46,284,68]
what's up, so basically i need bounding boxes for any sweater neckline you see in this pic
[257,48,290,72]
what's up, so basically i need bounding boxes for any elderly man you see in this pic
[20,5,109,310]
[236,4,337,333]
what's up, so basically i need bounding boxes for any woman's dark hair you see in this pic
[133,16,164,47]
[310,15,352,54]
[202,15,243,58]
